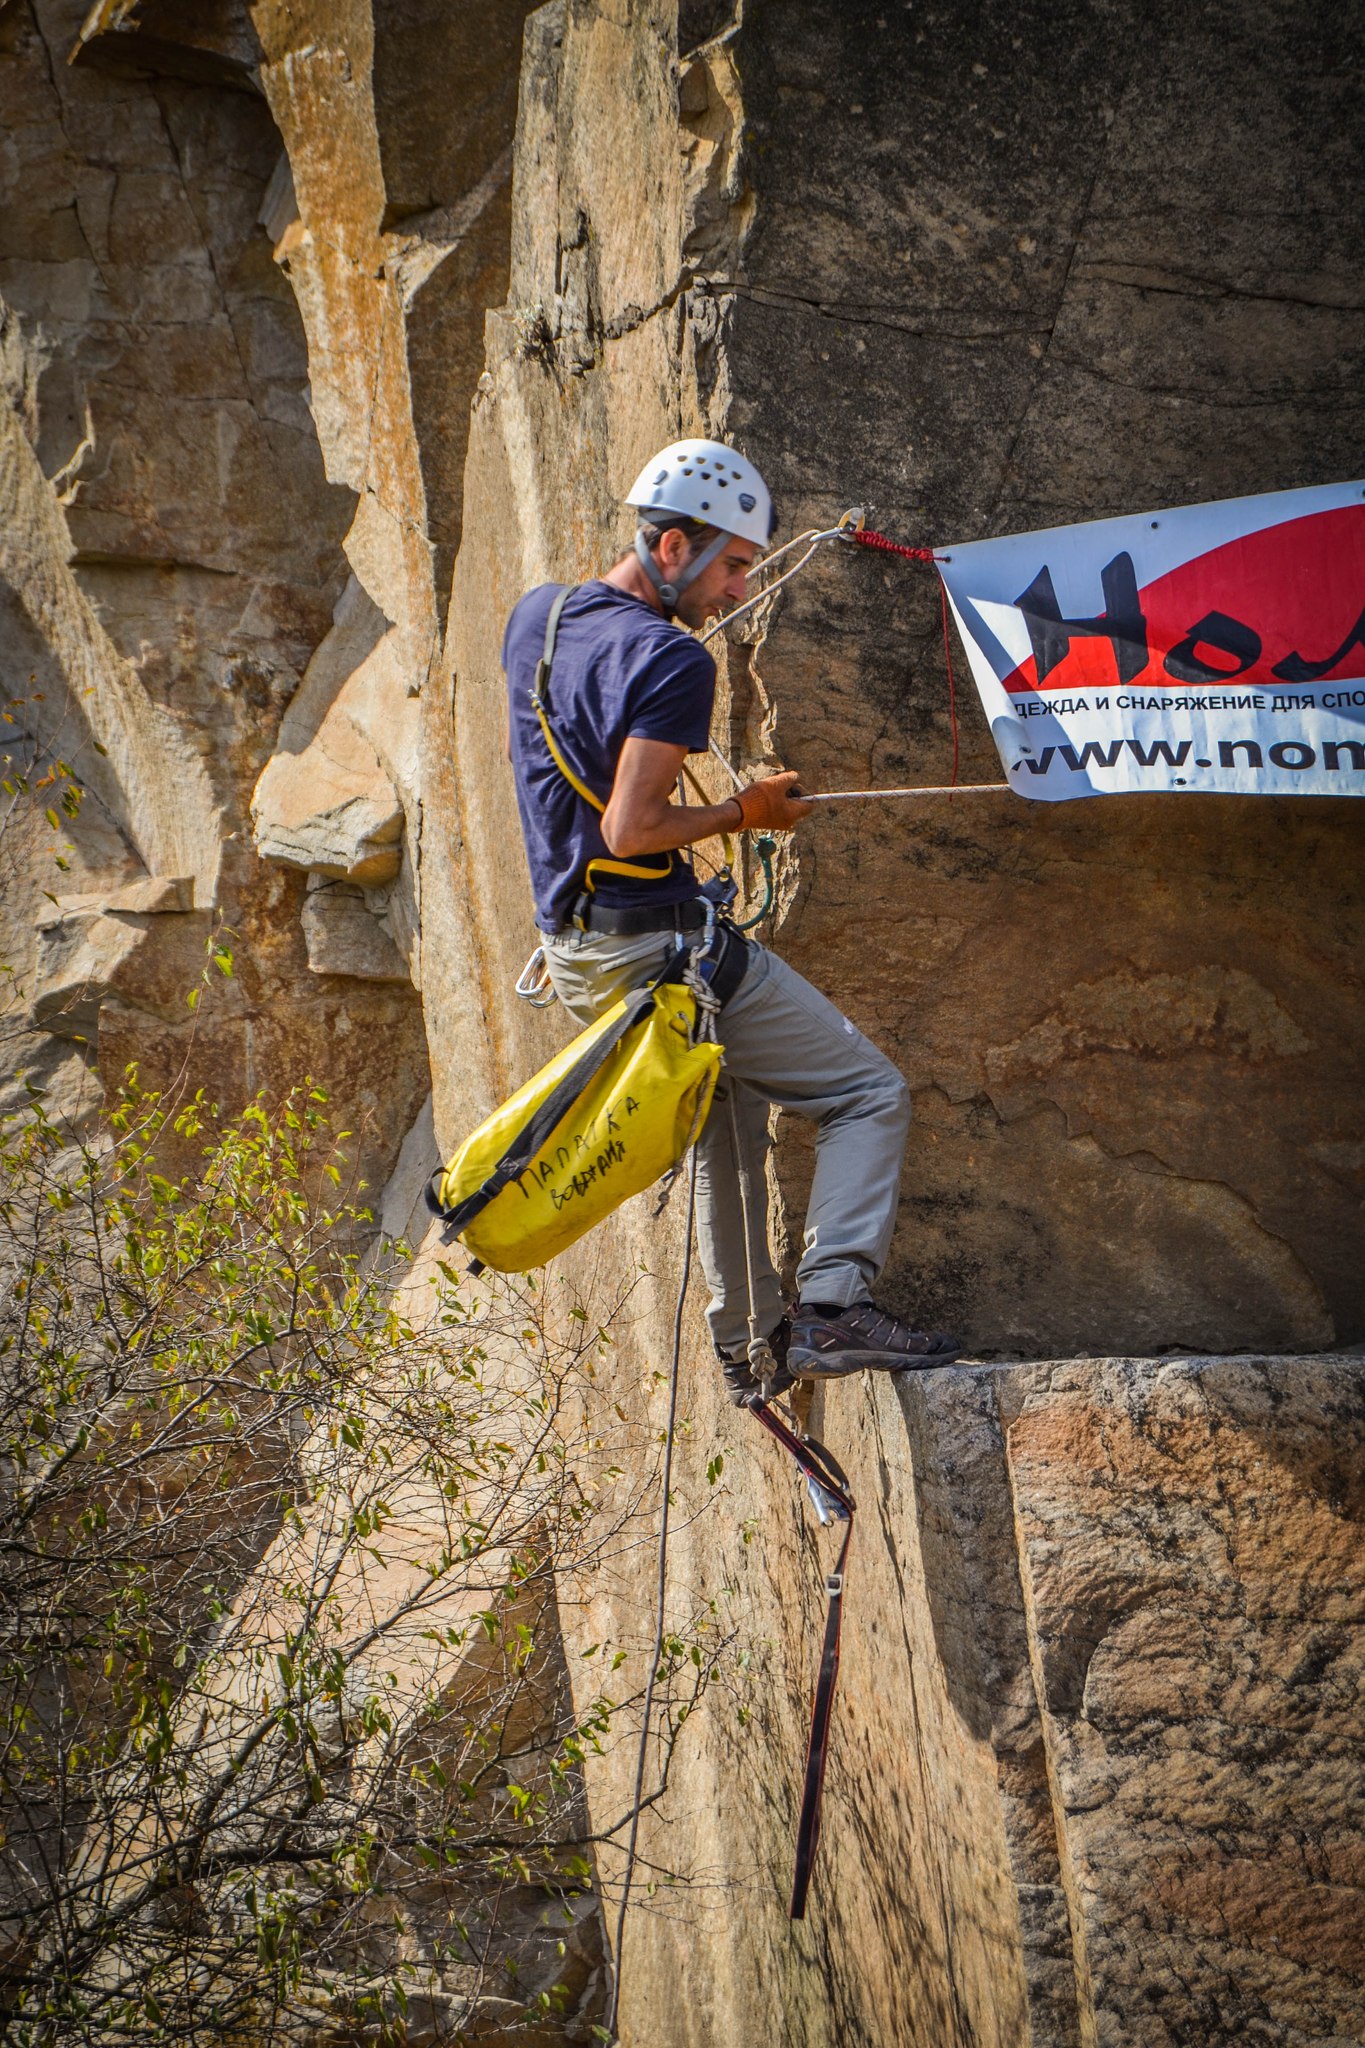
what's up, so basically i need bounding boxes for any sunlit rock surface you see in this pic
[0,0,429,1198]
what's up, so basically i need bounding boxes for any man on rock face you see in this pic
[502,438,960,1402]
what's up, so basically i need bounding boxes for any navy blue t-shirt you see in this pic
[503,581,716,931]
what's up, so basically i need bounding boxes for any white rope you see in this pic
[606,922,722,2034]
[804,783,1013,802]
[702,536,842,793]
[689,513,1011,807]
[708,737,747,793]
[697,519,861,792]
[697,527,850,647]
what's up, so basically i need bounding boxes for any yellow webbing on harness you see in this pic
[531,584,676,898]
[532,695,675,891]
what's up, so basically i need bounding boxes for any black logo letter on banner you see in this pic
[1164,609,1262,683]
[1272,604,1365,683]
[1016,552,1149,688]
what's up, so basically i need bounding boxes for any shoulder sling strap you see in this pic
[529,585,675,895]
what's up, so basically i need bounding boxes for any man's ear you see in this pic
[657,525,691,574]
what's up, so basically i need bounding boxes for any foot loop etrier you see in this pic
[745,1398,854,1920]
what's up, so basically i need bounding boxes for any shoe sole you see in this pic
[789,1345,962,1378]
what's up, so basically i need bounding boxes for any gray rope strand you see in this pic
[727,1085,775,1383]
[604,1146,696,2042]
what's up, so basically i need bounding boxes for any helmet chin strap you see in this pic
[635,526,731,619]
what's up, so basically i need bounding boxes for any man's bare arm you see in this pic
[601,737,813,857]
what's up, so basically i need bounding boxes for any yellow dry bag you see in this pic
[425,954,722,1273]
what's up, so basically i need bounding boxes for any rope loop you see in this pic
[682,951,722,1043]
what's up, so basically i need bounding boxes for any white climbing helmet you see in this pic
[624,438,774,614]
[625,438,774,545]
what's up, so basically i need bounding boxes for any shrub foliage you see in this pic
[0,1076,709,2044]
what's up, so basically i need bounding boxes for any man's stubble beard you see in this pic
[674,587,721,633]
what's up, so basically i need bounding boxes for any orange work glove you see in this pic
[731,770,816,831]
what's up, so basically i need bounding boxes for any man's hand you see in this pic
[733,770,816,831]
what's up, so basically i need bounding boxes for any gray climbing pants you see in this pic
[541,927,912,1356]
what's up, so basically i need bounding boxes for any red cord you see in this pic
[850,527,958,791]
[849,527,937,564]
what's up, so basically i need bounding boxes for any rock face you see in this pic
[716,0,1365,1360]
[678,1352,1365,2048]
[4,0,1364,2044]
[993,1356,1365,2045]
[428,2,1365,2041]
[437,0,1365,1359]
[0,0,431,1188]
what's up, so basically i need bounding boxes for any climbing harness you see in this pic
[513,578,762,1012]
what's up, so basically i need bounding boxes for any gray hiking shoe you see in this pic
[788,1300,961,1378]
[717,1315,796,1407]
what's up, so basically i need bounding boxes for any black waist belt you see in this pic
[546,898,751,1006]
[556,897,709,936]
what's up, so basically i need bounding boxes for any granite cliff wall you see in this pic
[2,1,1362,2044]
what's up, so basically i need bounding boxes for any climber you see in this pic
[502,438,961,1402]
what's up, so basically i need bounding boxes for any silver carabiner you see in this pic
[514,945,558,1007]
[806,1475,851,1526]
[699,894,718,957]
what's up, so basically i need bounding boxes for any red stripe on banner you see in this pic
[1001,504,1365,696]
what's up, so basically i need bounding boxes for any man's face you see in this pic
[660,528,759,629]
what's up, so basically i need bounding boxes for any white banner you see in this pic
[937,481,1365,799]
